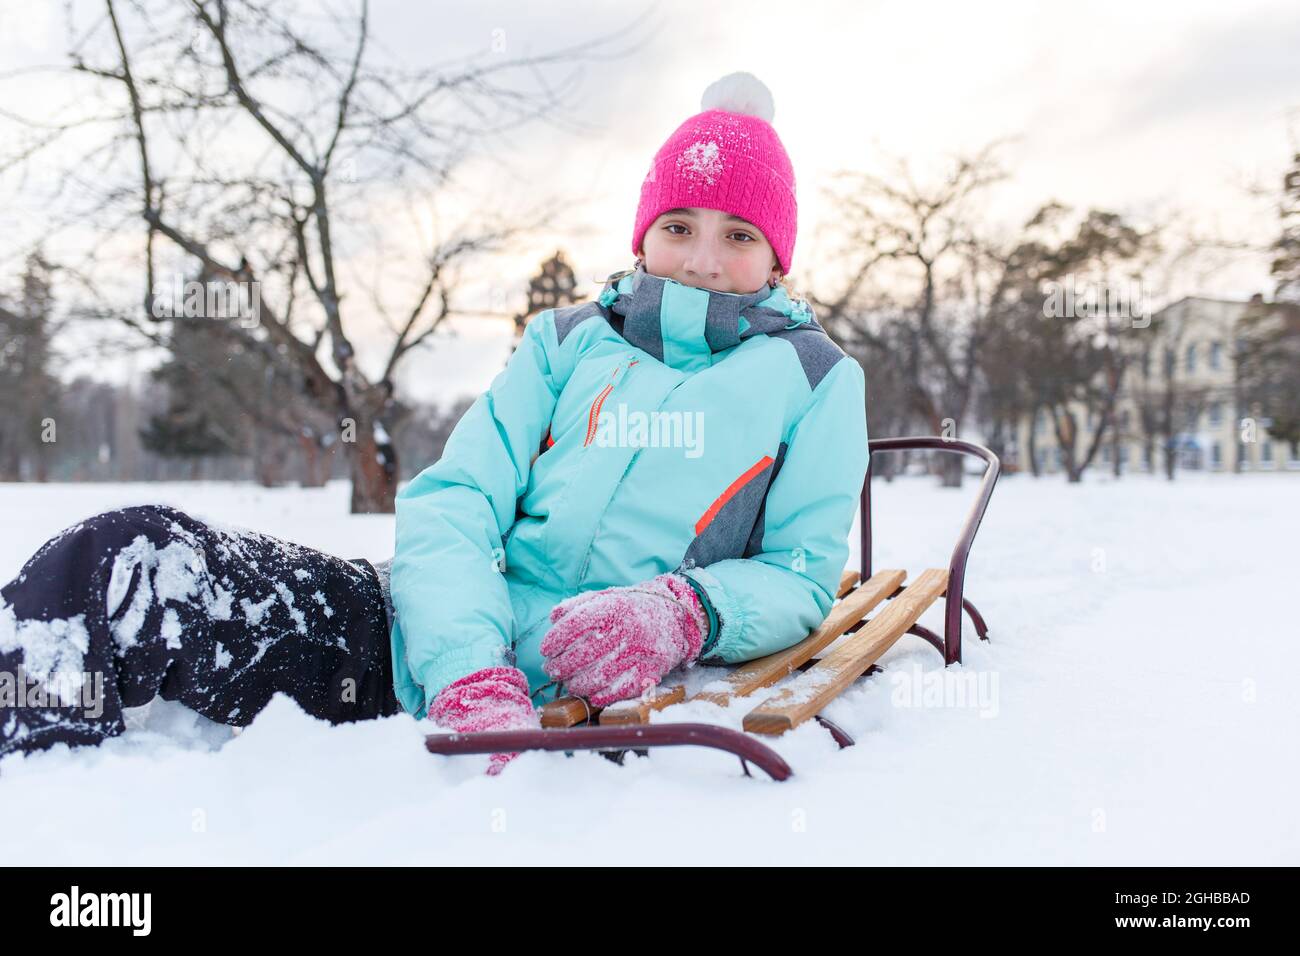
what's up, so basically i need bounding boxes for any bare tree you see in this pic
[1127,331,1214,480]
[2,0,648,510]
[812,143,1011,486]
[1023,206,1159,483]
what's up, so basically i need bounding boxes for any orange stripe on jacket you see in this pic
[694,455,775,535]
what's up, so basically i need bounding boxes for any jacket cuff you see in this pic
[418,644,517,716]
[677,567,727,660]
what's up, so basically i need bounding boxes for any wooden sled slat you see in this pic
[743,568,948,736]
[690,568,907,709]
[837,569,860,598]
[597,685,686,725]
[540,696,594,728]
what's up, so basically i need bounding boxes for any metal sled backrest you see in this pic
[863,437,1001,666]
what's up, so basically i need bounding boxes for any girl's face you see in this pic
[637,206,781,294]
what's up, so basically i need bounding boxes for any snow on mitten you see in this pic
[546,585,611,625]
[426,666,542,776]
[540,573,709,707]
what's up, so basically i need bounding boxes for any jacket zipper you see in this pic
[583,355,639,447]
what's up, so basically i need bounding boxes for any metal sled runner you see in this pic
[425,436,1001,780]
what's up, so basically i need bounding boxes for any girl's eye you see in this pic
[663,223,754,242]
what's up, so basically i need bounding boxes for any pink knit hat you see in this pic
[631,72,798,275]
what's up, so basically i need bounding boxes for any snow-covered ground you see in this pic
[1,473,1296,864]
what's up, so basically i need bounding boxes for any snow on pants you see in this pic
[0,504,400,759]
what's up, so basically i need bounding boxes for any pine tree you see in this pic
[1271,151,1300,303]
[514,250,580,344]
[0,253,61,480]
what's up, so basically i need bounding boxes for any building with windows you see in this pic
[1016,296,1299,475]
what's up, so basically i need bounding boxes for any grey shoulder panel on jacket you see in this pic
[767,324,851,391]
[551,301,606,346]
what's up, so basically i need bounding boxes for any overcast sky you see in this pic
[2,0,1298,404]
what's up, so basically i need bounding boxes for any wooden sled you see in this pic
[426,437,1000,781]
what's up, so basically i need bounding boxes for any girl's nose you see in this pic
[682,238,723,282]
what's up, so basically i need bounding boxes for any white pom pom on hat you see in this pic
[699,71,776,124]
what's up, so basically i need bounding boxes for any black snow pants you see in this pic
[0,504,401,760]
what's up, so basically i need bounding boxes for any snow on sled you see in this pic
[425,437,1000,781]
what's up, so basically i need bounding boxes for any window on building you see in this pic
[1209,341,1223,370]
[1211,442,1222,469]
[1208,402,1223,426]
[1186,342,1197,373]
[1262,441,1274,465]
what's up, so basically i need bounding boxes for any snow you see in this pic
[160,609,183,649]
[272,582,308,636]
[0,474,1296,864]
[106,534,232,653]
[677,140,724,187]
[240,594,275,625]
[311,590,335,619]
[0,602,91,704]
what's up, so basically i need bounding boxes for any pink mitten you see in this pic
[426,666,541,776]
[540,573,709,707]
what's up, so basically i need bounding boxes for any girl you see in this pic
[0,72,868,776]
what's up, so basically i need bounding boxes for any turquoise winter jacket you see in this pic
[388,263,869,717]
